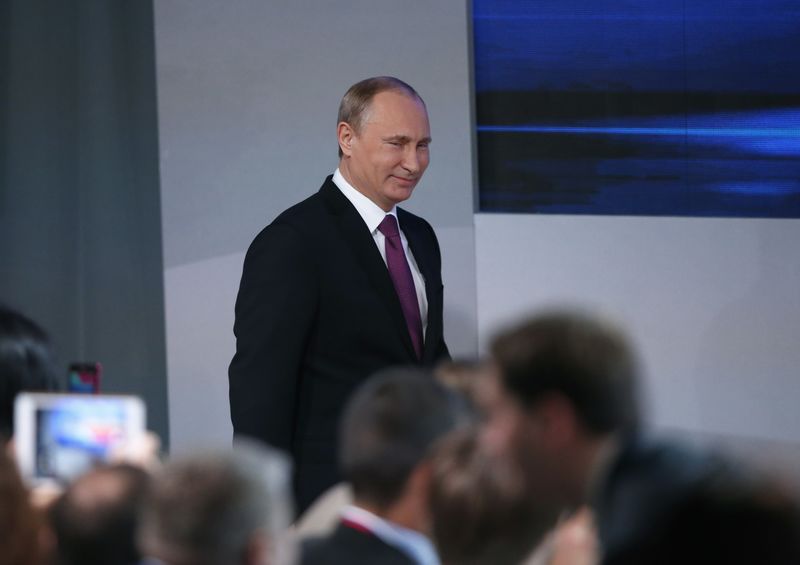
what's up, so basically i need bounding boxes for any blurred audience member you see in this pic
[0,447,51,565]
[482,309,751,564]
[0,305,60,445]
[50,463,150,565]
[295,361,488,540]
[483,310,640,521]
[140,441,294,565]
[301,368,470,565]
[429,427,555,565]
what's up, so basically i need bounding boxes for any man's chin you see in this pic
[386,186,416,205]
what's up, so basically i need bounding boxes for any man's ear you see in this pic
[407,459,434,497]
[337,122,355,157]
[534,392,580,449]
[5,436,15,460]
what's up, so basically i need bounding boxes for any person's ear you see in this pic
[407,459,434,497]
[5,436,16,460]
[535,393,580,448]
[337,122,356,157]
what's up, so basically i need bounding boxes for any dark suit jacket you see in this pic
[301,522,417,565]
[229,176,449,513]
[594,436,731,565]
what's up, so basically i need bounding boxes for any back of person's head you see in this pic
[339,367,469,510]
[139,441,293,565]
[50,463,150,565]
[0,306,59,440]
[491,309,640,436]
[429,427,553,565]
[0,447,47,565]
[337,76,424,157]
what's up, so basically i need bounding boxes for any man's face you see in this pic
[339,90,431,211]
[480,372,570,513]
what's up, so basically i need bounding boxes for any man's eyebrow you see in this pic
[383,134,432,144]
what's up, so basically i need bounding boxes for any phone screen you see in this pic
[34,397,132,482]
[67,362,102,394]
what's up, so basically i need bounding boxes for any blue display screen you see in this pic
[473,0,800,217]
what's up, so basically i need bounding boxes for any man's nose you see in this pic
[401,147,421,175]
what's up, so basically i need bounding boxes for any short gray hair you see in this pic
[139,441,293,565]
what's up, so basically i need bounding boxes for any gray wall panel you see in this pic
[2,0,168,445]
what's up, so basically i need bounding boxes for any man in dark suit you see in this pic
[229,77,450,514]
[301,368,468,565]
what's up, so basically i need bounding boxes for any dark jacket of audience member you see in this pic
[606,465,800,565]
[0,305,60,441]
[50,463,150,565]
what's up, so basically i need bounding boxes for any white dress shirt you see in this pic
[340,505,441,565]
[332,168,429,337]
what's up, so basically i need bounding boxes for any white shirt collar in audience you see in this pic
[340,505,440,565]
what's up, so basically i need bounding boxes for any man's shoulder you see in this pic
[609,437,727,492]
[247,178,336,245]
[597,436,733,553]
[272,184,329,227]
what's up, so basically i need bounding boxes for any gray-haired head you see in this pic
[139,440,293,565]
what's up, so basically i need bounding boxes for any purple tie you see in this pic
[378,215,423,360]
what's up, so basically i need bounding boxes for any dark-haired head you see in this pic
[0,306,60,441]
[339,367,469,509]
[491,309,641,436]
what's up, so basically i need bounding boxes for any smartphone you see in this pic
[14,393,146,485]
[67,362,102,394]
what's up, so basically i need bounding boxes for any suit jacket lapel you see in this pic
[320,178,418,361]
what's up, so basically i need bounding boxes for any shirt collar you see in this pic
[340,505,440,565]
[333,168,397,234]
